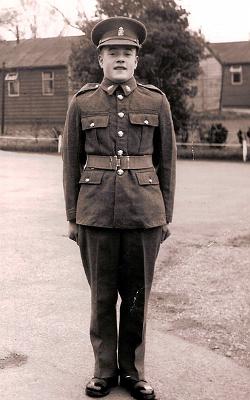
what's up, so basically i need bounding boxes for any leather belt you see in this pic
[86,155,153,170]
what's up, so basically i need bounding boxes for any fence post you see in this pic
[1,62,6,135]
[242,139,247,162]
[58,134,62,153]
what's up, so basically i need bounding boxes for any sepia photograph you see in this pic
[0,1,250,399]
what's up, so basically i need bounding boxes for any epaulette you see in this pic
[137,83,164,94]
[76,83,99,96]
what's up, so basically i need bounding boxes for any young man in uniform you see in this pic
[63,16,176,400]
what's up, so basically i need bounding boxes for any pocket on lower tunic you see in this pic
[79,170,104,184]
[135,170,159,185]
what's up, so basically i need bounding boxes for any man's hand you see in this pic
[68,221,78,243]
[161,223,171,243]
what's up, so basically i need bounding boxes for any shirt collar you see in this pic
[100,77,137,96]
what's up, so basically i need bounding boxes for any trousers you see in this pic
[78,225,162,380]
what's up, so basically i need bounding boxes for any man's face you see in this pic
[98,46,138,83]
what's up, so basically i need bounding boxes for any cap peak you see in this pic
[91,16,147,49]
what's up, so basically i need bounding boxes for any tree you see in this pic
[0,8,22,41]
[137,0,204,134]
[96,0,151,18]
[0,1,70,40]
[69,20,103,89]
[69,0,204,134]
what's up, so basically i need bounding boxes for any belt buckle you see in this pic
[110,155,130,170]
[110,155,121,170]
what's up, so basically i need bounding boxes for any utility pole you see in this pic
[1,62,6,135]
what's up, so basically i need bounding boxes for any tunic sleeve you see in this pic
[156,94,177,223]
[62,96,85,221]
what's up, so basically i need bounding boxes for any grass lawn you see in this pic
[150,159,250,368]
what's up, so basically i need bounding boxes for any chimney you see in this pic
[16,25,20,44]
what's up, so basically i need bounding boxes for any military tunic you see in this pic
[63,76,176,228]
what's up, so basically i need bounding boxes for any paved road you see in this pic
[0,151,250,400]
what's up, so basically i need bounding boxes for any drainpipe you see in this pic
[219,64,224,112]
[1,62,6,135]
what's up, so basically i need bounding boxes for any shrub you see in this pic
[206,123,228,144]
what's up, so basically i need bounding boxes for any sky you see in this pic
[1,0,250,43]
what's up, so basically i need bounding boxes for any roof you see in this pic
[208,41,250,64]
[0,36,81,69]
[2,35,250,69]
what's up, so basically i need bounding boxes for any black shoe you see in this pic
[85,376,118,397]
[120,376,156,400]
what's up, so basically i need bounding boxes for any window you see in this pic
[230,66,243,85]
[42,71,54,95]
[5,72,20,96]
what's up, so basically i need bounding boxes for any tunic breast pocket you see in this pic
[81,114,109,153]
[129,113,159,154]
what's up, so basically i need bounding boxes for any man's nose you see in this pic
[116,54,125,63]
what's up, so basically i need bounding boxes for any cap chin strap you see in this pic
[98,36,139,47]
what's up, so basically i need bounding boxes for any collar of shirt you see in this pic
[100,77,137,96]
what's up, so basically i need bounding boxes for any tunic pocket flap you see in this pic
[81,115,109,130]
[136,171,159,185]
[79,170,104,184]
[129,113,159,126]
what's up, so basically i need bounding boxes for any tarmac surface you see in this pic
[0,150,250,400]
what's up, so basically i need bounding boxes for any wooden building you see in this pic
[210,41,250,112]
[0,36,80,137]
[191,46,222,112]
[193,41,250,113]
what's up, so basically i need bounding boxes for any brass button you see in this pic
[117,169,124,176]
[144,119,149,125]
[149,178,153,183]
[117,150,123,156]
[117,94,124,100]
[118,130,124,137]
[95,84,99,88]
[90,122,95,127]
[85,178,90,182]
[118,112,125,118]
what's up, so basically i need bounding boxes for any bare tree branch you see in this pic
[49,4,85,33]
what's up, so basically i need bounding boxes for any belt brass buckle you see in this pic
[110,155,121,170]
[110,155,130,169]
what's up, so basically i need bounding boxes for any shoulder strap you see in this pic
[137,82,164,94]
[76,83,99,96]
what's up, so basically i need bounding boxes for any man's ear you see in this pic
[98,53,103,69]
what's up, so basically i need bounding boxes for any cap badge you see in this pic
[118,26,125,36]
